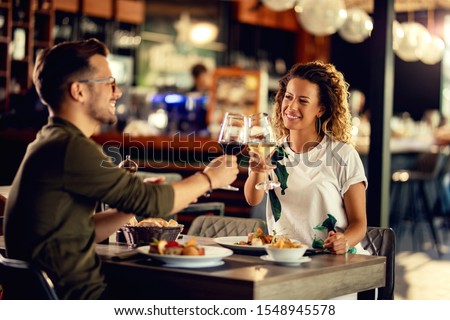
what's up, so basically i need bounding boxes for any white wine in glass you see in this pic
[248,112,280,191]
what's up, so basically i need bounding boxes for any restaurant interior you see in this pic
[1,0,450,300]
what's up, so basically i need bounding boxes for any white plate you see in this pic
[214,236,266,252]
[136,245,233,268]
[260,255,312,266]
[163,260,225,269]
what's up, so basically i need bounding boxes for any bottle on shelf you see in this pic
[12,28,26,60]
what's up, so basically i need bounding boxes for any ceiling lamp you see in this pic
[395,22,430,62]
[189,22,219,44]
[393,20,404,51]
[338,8,373,43]
[421,35,445,64]
[296,0,347,36]
[420,7,445,65]
[262,0,297,11]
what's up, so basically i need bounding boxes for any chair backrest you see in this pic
[136,171,182,184]
[177,202,225,232]
[187,215,267,237]
[0,194,5,236]
[0,253,59,299]
[358,227,396,300]
[178,202,225,216]
[412,147,450,179]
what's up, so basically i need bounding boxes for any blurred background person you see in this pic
[189,63,211,94]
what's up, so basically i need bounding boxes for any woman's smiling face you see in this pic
[281,78,324,134]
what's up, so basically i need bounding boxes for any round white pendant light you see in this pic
[394,22,430,62]
[392,20,404,52]
[338,8,373,43]
[262,0,297,12]
[420,35,445,65]
[296,0,347,36]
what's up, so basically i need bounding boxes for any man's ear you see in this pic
[69,82,85,102]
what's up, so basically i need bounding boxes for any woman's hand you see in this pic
[143,176,166,184]
[248,151,275,174]
[323,230,348,255]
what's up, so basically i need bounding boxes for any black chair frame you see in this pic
[0,252,58,299]
[358,227,396,300]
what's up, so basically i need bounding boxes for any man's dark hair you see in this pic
[191,63,207,79]
[33,38,109,111]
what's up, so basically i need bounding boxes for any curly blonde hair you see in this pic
[272,61,352,143]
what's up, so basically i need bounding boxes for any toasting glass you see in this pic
[248,112,280,191]
[217,112,248,191]
[119,155,138,174]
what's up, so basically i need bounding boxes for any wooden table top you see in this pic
[1,233,386,300]
[97,236,386,300]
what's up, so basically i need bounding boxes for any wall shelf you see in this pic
[0,0,55,113]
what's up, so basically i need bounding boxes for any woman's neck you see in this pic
[287,131,323,154]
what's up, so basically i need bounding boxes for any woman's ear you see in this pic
[318,105,326,118]
[69,82,85,102]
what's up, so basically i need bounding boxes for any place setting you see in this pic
[259,237,312,267]
[133,235,233,269]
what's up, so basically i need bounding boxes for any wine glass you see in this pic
[248,112,280,191]
[217,112,248,191]
[102,155,138,211]
[119,155,138,174]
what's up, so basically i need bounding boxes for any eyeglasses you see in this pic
[78,77,116,93]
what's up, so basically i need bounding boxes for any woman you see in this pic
[244,61,368,255]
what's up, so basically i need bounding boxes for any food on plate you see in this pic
[127,217,179,227]
[268,236,302,249]
[235,228,274,246]
[234,228,302,248]
[149,237,205,256]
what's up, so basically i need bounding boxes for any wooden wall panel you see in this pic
[82,0,113,19]
[236,0,299,32]
[54,0,79,13]
[116,0,145,24]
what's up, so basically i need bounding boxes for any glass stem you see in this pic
[264,170,269,184]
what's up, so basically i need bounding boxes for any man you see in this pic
[3,39,238,299]
[189,63,211,93]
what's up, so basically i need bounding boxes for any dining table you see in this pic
[99,236,386,300]
[0,235,386,300]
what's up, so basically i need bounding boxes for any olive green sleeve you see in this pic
[63,134,175,217]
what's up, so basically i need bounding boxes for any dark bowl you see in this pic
[120,225,184,248]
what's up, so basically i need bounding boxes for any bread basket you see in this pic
[120,225,184,248]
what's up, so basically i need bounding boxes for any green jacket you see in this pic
[4,117,174,299]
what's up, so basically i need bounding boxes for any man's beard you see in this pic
[88,101,117,126]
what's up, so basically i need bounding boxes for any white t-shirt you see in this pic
[266,135,369,254]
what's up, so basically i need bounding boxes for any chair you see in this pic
[358,227,396,300]
[135,171,183,184]
[0,194,6,236]
[187,215,267,237]
[0,253,59,299]
[390,148,450,257]
[177,202,225,231]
